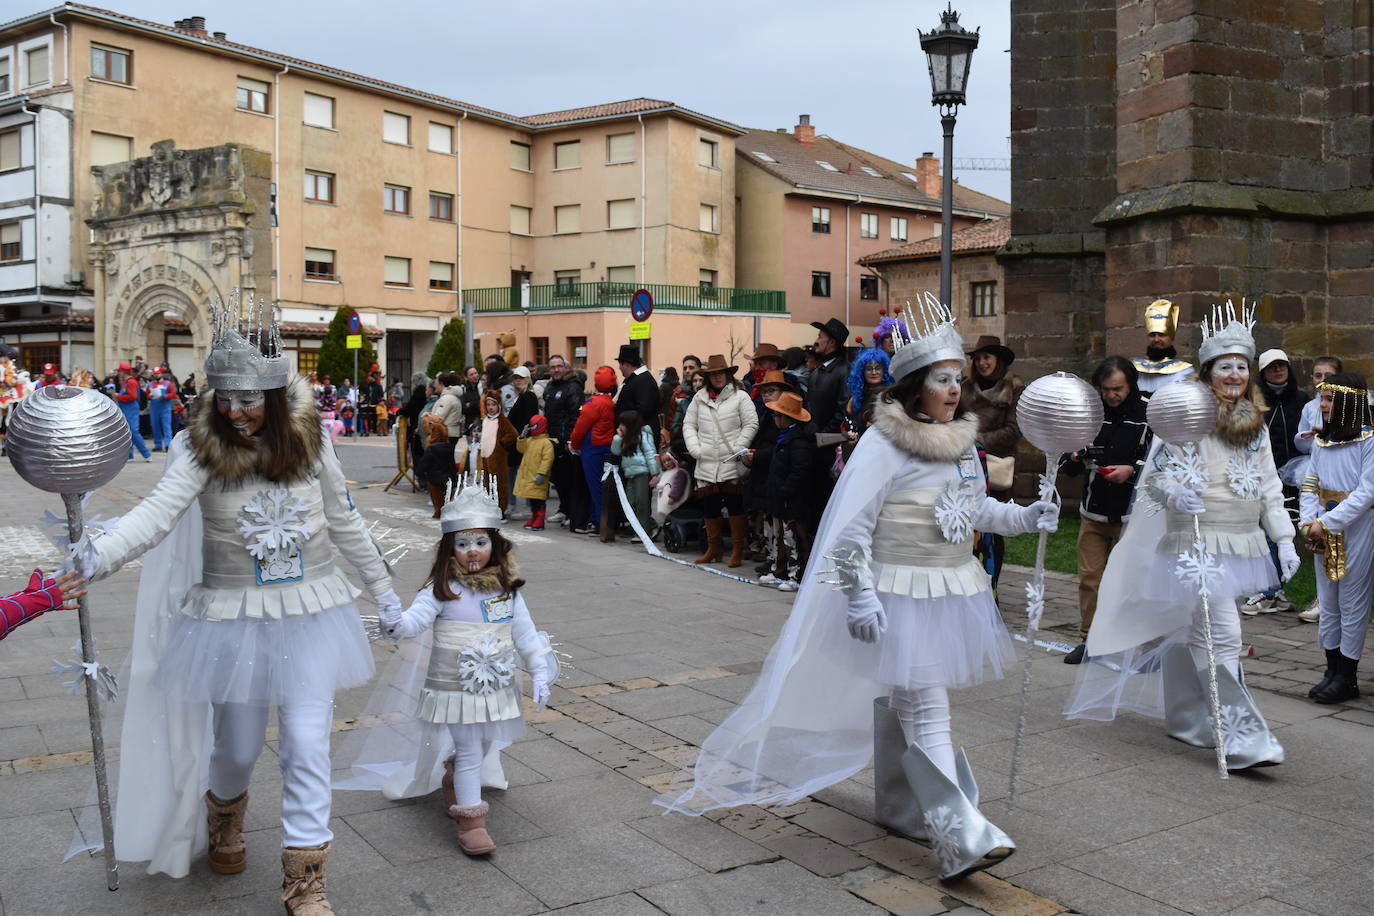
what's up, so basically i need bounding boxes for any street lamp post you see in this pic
[920,5,979,308]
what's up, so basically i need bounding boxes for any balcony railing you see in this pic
[464,282,786,314]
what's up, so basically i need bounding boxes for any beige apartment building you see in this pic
[0,5,786,380]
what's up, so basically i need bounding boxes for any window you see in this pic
[304,170,334,203]
[428,122,453,154]
[567,335,588,369]
[606,266,635,285]
[860,166,883,178]
[383,184,411,215]
[384,256,412,287]
[859,213,878,239]
[0,56,9,94]
[971,281,998,317]
[0,223,20,262]
[699,203,719,233]
[607,199,636,230]
[860,276,878,301]
[296,348,320,377]
[811,271,831,298]
[530,337,549,366]
[236,76,269,113]
[429,191,453,221]
[698,138,719,168]
[901,171,919,183]
[382,111,410,145]
[816,160,839,171]
[304,247,335,280]
[606,132,634,163]
[429,261,454,291]
[554,204,580,234]
[554,141,580,170]
[510,205,531,235]
[699,269,718,296]
[0,129,19,172]
[554,269,581,297]
[20,345,58,372]
[751,151,775,162]
[24,46,50,87]
[811,206,831,234]
[890,217,908,242]
[932,223,943,238]
[90,45,131,84]
[90,131,132,167]
[510,141,531,171]
[303,92,334,128]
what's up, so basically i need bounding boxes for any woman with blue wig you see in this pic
[846,348,895,439]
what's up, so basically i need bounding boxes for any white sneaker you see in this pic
[548,511,567,525]
[1240,593,1269,616]
[776,580,799,592]
[1270,589,1293,612]
[1299,604,1320,623]
[758,573,780,586]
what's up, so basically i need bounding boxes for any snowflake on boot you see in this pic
[1218,704,1261,755]
[923,805,966,877]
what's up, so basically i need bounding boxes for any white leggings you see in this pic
[1188,595,1242,678]
[447,731,492,807]
[208,699,334,848]
[889,686,955,780]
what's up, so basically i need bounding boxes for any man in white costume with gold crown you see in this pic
[1133,299,1194,395]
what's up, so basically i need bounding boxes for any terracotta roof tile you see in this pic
[859,217,1010,264]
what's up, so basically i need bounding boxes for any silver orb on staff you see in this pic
[1008,371,1102,806]
[7,385,130,890]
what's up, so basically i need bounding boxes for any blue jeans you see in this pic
[121,402,149,458]
[149,399,173,449]
[580,443,610,527]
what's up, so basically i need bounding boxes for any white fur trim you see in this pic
[871,399,979,462]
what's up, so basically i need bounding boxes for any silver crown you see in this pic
[889,291,965,381]
[440,473,504,533]
[1198,298,1257,365]
[204,288,291,392]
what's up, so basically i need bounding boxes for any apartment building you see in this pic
[0,5,784,379]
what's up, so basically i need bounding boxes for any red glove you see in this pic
[0,570,64,641]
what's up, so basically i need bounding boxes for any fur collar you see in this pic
[963,373,1022,406]
[189,376,323,484]
[1213,390,1267,448]
[448,551,521,595]
[871,398,980,462]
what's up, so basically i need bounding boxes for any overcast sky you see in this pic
[119,0,1012,201]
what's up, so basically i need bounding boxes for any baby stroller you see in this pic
[662,500,705,554]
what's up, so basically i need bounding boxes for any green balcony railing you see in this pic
[464,282,786,314]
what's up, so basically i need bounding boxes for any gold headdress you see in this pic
[1144,299,1178,337]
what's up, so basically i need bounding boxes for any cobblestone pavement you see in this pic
[1,437,1371,915]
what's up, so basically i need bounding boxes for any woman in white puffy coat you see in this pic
[683,354,759,566]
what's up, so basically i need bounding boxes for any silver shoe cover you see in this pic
[898,741,1015,880]
[1161,644,1284,770]
[873,697,925,839]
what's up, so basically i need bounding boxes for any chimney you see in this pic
[794,114,816,147]
[915,152,940,198]
[213,31,227,40]
[186,15,208,36]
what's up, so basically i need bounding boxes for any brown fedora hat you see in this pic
[700,354,738,376]
[755,369,797,393]
[750,342,782,362]
[968,335,1015,366]
[765,390,811,423]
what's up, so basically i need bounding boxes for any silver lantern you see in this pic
[7,386,131,493]
[1016,371,1103,456]
[1146,381,1219,445]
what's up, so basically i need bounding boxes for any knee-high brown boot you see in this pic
[281,843,334,915]
[695,518,725,564]
[727,515,748,568]
[427,483,445,518]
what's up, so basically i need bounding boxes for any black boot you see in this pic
[1313,654,1361,705]
[1064,644,1087,665]
[1309,647,1341,699]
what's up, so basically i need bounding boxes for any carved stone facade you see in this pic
[87,140,272,372]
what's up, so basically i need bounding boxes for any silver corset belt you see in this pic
[871,487,972,568]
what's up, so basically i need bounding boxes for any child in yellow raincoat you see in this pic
[514,414,556,530]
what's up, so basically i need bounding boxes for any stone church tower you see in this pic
[1002,0,1373,378]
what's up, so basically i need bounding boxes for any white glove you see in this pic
[64,535,101,579]
[530,658,551,711]
[846,589,887,644]
[1277,540,1300,581]
[1020,500,1060,533]
[534,473,546,485]
[375,588,403,633]
[1167,488,1205,515]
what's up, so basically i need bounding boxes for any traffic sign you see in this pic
[630,289,654,322]
[346,334,362,349]
[629,321,652,341]
[347,311,361,334]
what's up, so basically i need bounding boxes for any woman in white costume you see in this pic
[1299,373,1374,704]
[71,298,399,915]
[657,300,1059,880]
[1069,302,1296,770]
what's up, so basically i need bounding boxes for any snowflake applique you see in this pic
[1163,443,1209,493]
[1175,540,1224,598]
[1024,581,1046,632]
[1037,472,1058,504]
[51,641,118,701]
[923,804,966,876]
[457,632,517,695]
[1218,704,1261,755]
[237,489,310,562]
[934,480,981,543]
[1225,451,1262,501]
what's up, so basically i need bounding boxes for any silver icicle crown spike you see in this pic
[1198,297,1258,365]
[204,287,291,392]
[888,290,965,382]
[440,472,504,533]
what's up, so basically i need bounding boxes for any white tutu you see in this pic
[156,602,375,705]
[1136,547,1278,606]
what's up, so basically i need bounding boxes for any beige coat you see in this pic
[431,389,463,436]
[683,384,759,485]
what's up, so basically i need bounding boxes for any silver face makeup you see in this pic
[924,367,965,393]
[454,530,493,572]
[216,390,265,412]
[1210,357,1250,399]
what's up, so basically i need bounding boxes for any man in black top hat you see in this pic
[803,317,851,528]
[615,343,661,433]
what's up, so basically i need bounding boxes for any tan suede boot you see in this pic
[694,518,725,564]
[281,844,334,916]
[450,802,496,855]
[727,515,748,568]
[205,789,248,875]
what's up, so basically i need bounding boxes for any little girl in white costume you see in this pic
[356,478,556,854]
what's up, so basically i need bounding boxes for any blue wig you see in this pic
[848,348,894,406]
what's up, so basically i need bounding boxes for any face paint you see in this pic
[453,529,493,572]
[216,390,265,412]
[1210,357,1250,399]
[924,367,964,392]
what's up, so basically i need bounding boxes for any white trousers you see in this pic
[208,699,335,848]
[1189,595,1242,678]
[446,730,493,807]
[889,686,955,780]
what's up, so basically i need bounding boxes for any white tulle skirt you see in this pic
[1138,548,1278,606]
[156,602,376,705]
[830,588,1014,690]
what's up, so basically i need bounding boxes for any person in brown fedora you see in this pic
[762,391,816,589]
[683,355,759,566]
[743,369,802,579]
[960,335,1025,591]
[747,343,783,397]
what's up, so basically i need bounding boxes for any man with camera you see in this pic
[1062,357,1153,664]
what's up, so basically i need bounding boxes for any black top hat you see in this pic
[810,318,850,346]
[616,343,643,367]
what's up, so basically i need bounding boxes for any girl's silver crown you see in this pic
[204,288,290,392]
[889,291,965,381]
[440,473,503,533]
[1198,297,1258,364]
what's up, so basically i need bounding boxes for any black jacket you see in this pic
[416,440,457,488]
[1261,377,1305,470]
[1063,394,1152,524]
[804,355,849,435]
[744,398,776,511]
[400,384,428,427]
[766,421,816,520]
[616,368,661,431]
[542,375,586,441]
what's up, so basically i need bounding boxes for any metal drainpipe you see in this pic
[49,13,69,85]
[20,99,44,308]
[638,114,646,283]
[271,63,289,302]
[455,111,467,318]
[844,194,860,330]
